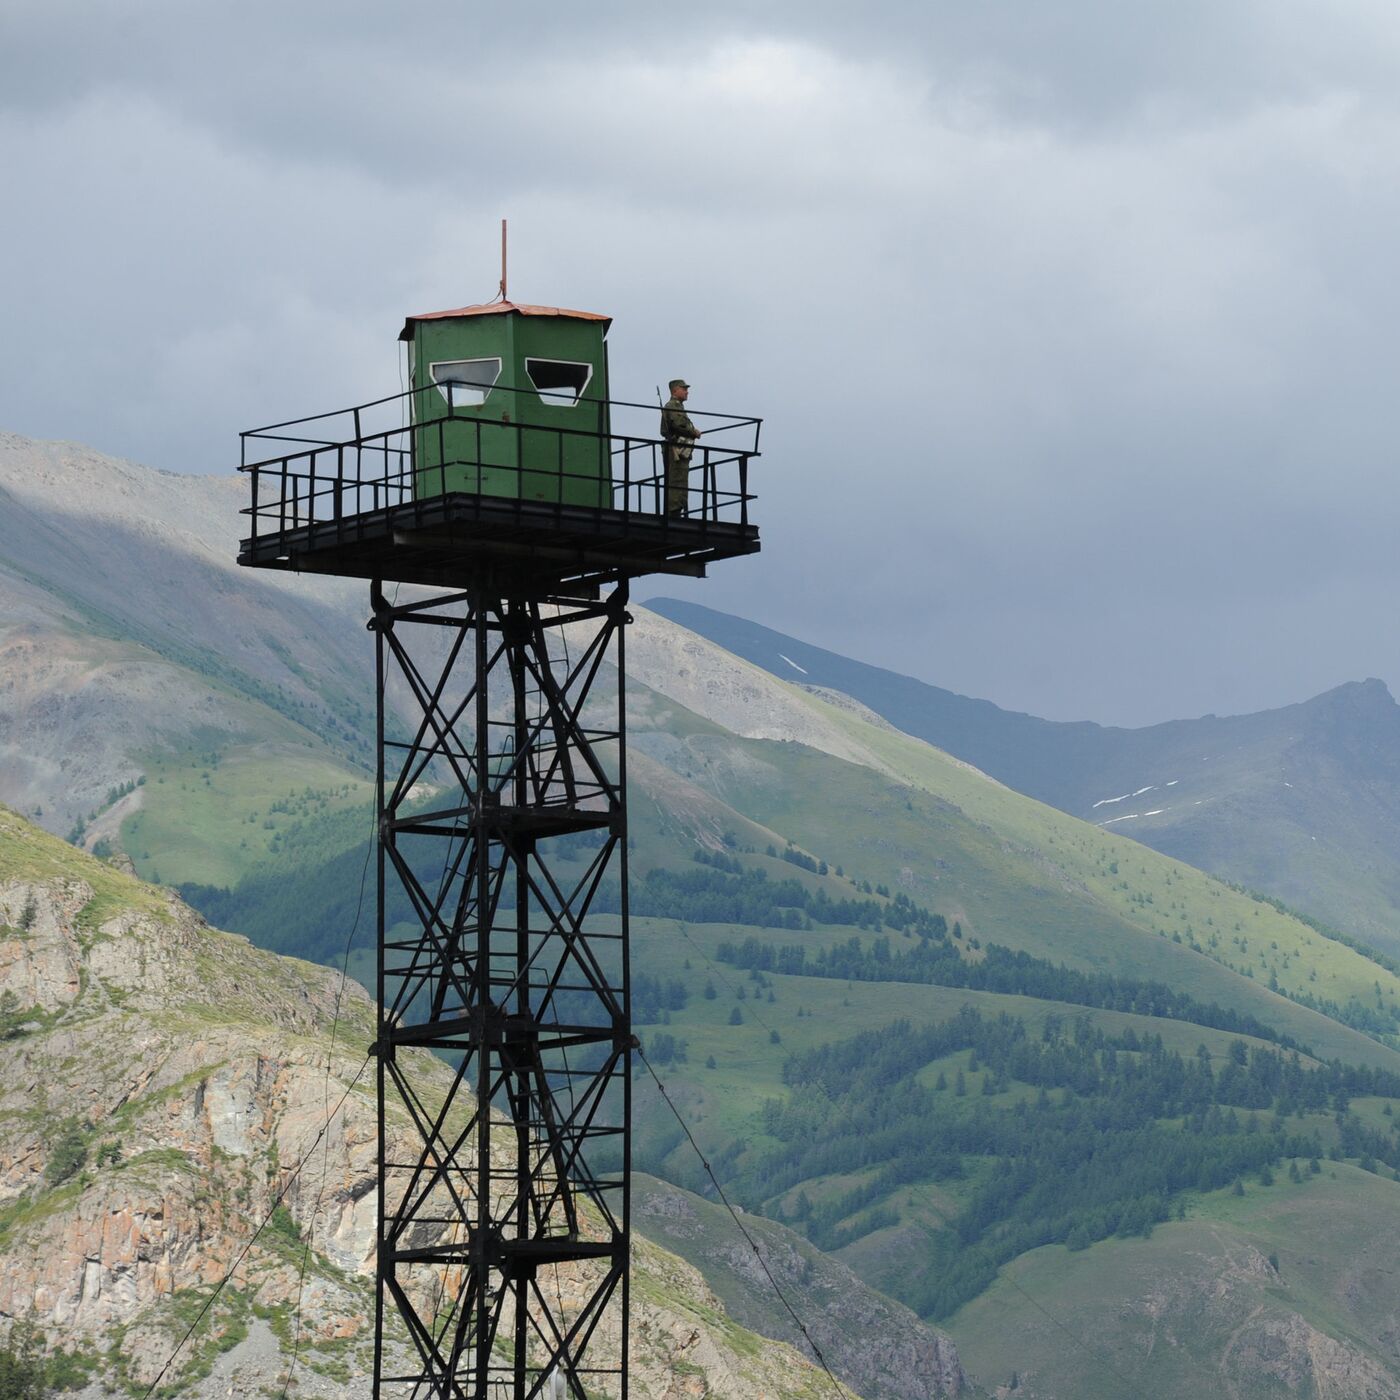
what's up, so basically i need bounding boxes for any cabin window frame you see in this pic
[524,357,594,409]
[429,357,503,410]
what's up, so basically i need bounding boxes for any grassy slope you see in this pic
[0,804,170,925]
[630,682,1400,1071]
[948,1166,1400,1399]
[121,742,371,888]
[631,901,1400,1152]
[828,702,1400,1044]
[647,599,1400,959]
[629,901,1400,1396]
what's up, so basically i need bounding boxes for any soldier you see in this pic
[660,378,701,515]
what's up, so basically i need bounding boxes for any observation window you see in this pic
[430,358,502,409]
[525,358,593,407]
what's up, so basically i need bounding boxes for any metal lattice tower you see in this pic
[372,582,632,1396]
[237,299,760,1400]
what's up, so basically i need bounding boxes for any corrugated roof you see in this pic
[399,299,611,340]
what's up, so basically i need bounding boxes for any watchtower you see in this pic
[402,301,612,507]
[238,292,760,1399]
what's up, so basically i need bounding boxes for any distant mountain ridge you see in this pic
[648,598,1400,955]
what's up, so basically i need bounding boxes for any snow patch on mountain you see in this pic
[1093,784,1157,809]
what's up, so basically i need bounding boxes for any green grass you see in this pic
[946,1165,1400,1398]
[629,912,1343,1229]
[121,744,371,888]
[820,699,1400,1023]
[625,703,1400,1071]
[0,805,170,930]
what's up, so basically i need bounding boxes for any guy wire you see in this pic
[140,1055,372,1399]
[282,579,401,1398]
[277,806,378,1398]
[636,1047,848,1400]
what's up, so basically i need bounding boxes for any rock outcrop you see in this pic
[0,808,862,1397]
[635,1174,968,1399]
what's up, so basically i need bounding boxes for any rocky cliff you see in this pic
[635,1175,967,1400]
[0,806,885,1397]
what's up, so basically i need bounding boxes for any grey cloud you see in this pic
[4,3,1400,724]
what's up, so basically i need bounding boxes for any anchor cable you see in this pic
[636,1047,849,1400]
[140,1053,372,1399]
[277,806,378,1398]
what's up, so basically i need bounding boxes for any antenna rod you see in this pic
[500,218,508,302]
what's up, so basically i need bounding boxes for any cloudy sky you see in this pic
[4,1,1400,726]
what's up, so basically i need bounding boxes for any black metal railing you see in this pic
[239,382,760,544]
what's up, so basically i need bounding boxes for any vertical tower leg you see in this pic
[370,580,631,1399]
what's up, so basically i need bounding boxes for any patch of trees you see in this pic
[64,776,145,847]
[0,1321,94,1396]
[643,1032,688,1066]
[634,973,688,1025]
[694,1009,1400,1319]
[627,862,948,937]
[1286,988,1400,1041]
[716,934,1299,1048]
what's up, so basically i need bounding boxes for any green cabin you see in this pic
[400,300,612,509]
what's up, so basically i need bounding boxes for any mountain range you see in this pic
[4,430,1400,1396]
[649,597,1400,958]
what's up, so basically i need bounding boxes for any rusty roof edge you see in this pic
[399,300,612,340]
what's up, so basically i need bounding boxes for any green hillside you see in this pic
[624,677,1400,1069]
[148,653,1400,1397]
[948,1167,1400,1398]
[7,448,1394,1399]
[120,742,372,888]
[651,598,1400,958]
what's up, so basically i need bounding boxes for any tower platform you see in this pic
[238,489,759,593]
[236,386,761,593]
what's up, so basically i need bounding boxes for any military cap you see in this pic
[668,378,691,390]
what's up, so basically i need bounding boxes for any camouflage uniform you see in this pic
[660,391,700,516]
